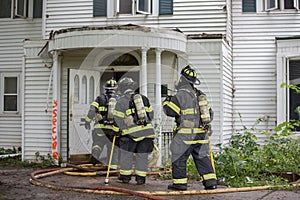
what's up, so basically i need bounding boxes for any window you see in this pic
[116,0,151,15]
[288,60,300,131]
[1,74,19,113]
[93,0,173,17]
[0,0,42,18]
[264,0,300,11]
[276,38,300,132]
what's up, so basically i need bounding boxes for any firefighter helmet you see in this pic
[180,65,201,85]
[104,78,118,90]
[118,77,136,93]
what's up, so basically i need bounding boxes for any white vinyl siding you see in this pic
[0,18,42,149]
[232,0,300,142]
[23,41,53,160]
[187,38,224,148]
[45,0,228,37]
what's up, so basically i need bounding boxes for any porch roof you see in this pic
[47,24,187,53]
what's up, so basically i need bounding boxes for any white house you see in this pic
[0,0,299,163]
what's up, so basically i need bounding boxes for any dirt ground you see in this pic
[1,164,300,200]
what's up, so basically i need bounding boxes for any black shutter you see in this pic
[93,0,107,17]
[0,0,11,18]
[242,0,256,12]
[159,0,173,15]
[33,0,43,18]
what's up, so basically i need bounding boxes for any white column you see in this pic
[51,51,61,165]
[141,47,149,96]
[155,48,163,166]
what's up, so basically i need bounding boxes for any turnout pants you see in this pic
[170,133,217,188]
[92,127,119,168]
[118,137,154,181]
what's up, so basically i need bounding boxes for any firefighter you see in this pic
[85,78,119,169]
[113,77,155,185]
[162,65,217,191]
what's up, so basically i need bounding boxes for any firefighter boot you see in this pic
[136,175,146,185]
[118,174,131,183]
[167,184,187,191]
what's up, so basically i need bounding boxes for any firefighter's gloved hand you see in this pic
[164,95,173,102]
[124,115,134,126]
[204,124,212,136]
[95,113,103,121]
[85,121,91,130]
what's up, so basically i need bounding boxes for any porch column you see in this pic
[141,47,149,96]
[51,51,61,165]
[155,48,163,166]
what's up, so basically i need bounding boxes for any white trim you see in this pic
[0,73,20,114]
[276,38,300,125]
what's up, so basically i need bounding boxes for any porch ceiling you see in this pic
[48,24,187,53]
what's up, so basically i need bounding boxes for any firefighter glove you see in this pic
[85,121,91,130]
[204,124,212,136]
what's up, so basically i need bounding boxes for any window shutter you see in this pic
[159,0,173,15]
[0,0,11,18]
[242,0,256,12]
[93,0,107,17]
[33,0,43,18]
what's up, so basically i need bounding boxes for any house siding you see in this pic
[23,41,52,160]
[232,0,300,142]
[0,19,42,149]
[45,0,228,36]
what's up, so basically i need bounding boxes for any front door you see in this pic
[68,69,100,160]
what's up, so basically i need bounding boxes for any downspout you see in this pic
[219,42,225,147]
[21,56,25,161]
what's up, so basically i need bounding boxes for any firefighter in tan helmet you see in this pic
[113,77,155,185]
[162,65,217,190]
[85,78,119,169]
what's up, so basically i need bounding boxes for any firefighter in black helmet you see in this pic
[113,77,155,185]
[85,78,119,169]
[162,65,217,190]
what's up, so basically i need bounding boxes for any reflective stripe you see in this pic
[126,109,134,115]
[173,178,188,184]
[122,124,154,136]
[182,108,197,115]
[132,135,155,142]
[85,117,92,122]
[92,145,101,150]
[91,102,99,108]
[145,106,152,112]
[113,109,125,118]
[110,164,118,170]
[98,106,107,112]
[203,173,217,180]
[120,169,132,176]
[163,101,180,115]
[135,170,147,177]
[184,140,209,145]
[94,124,120,132]
[96,133,105,137]
[177,128,206,134]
